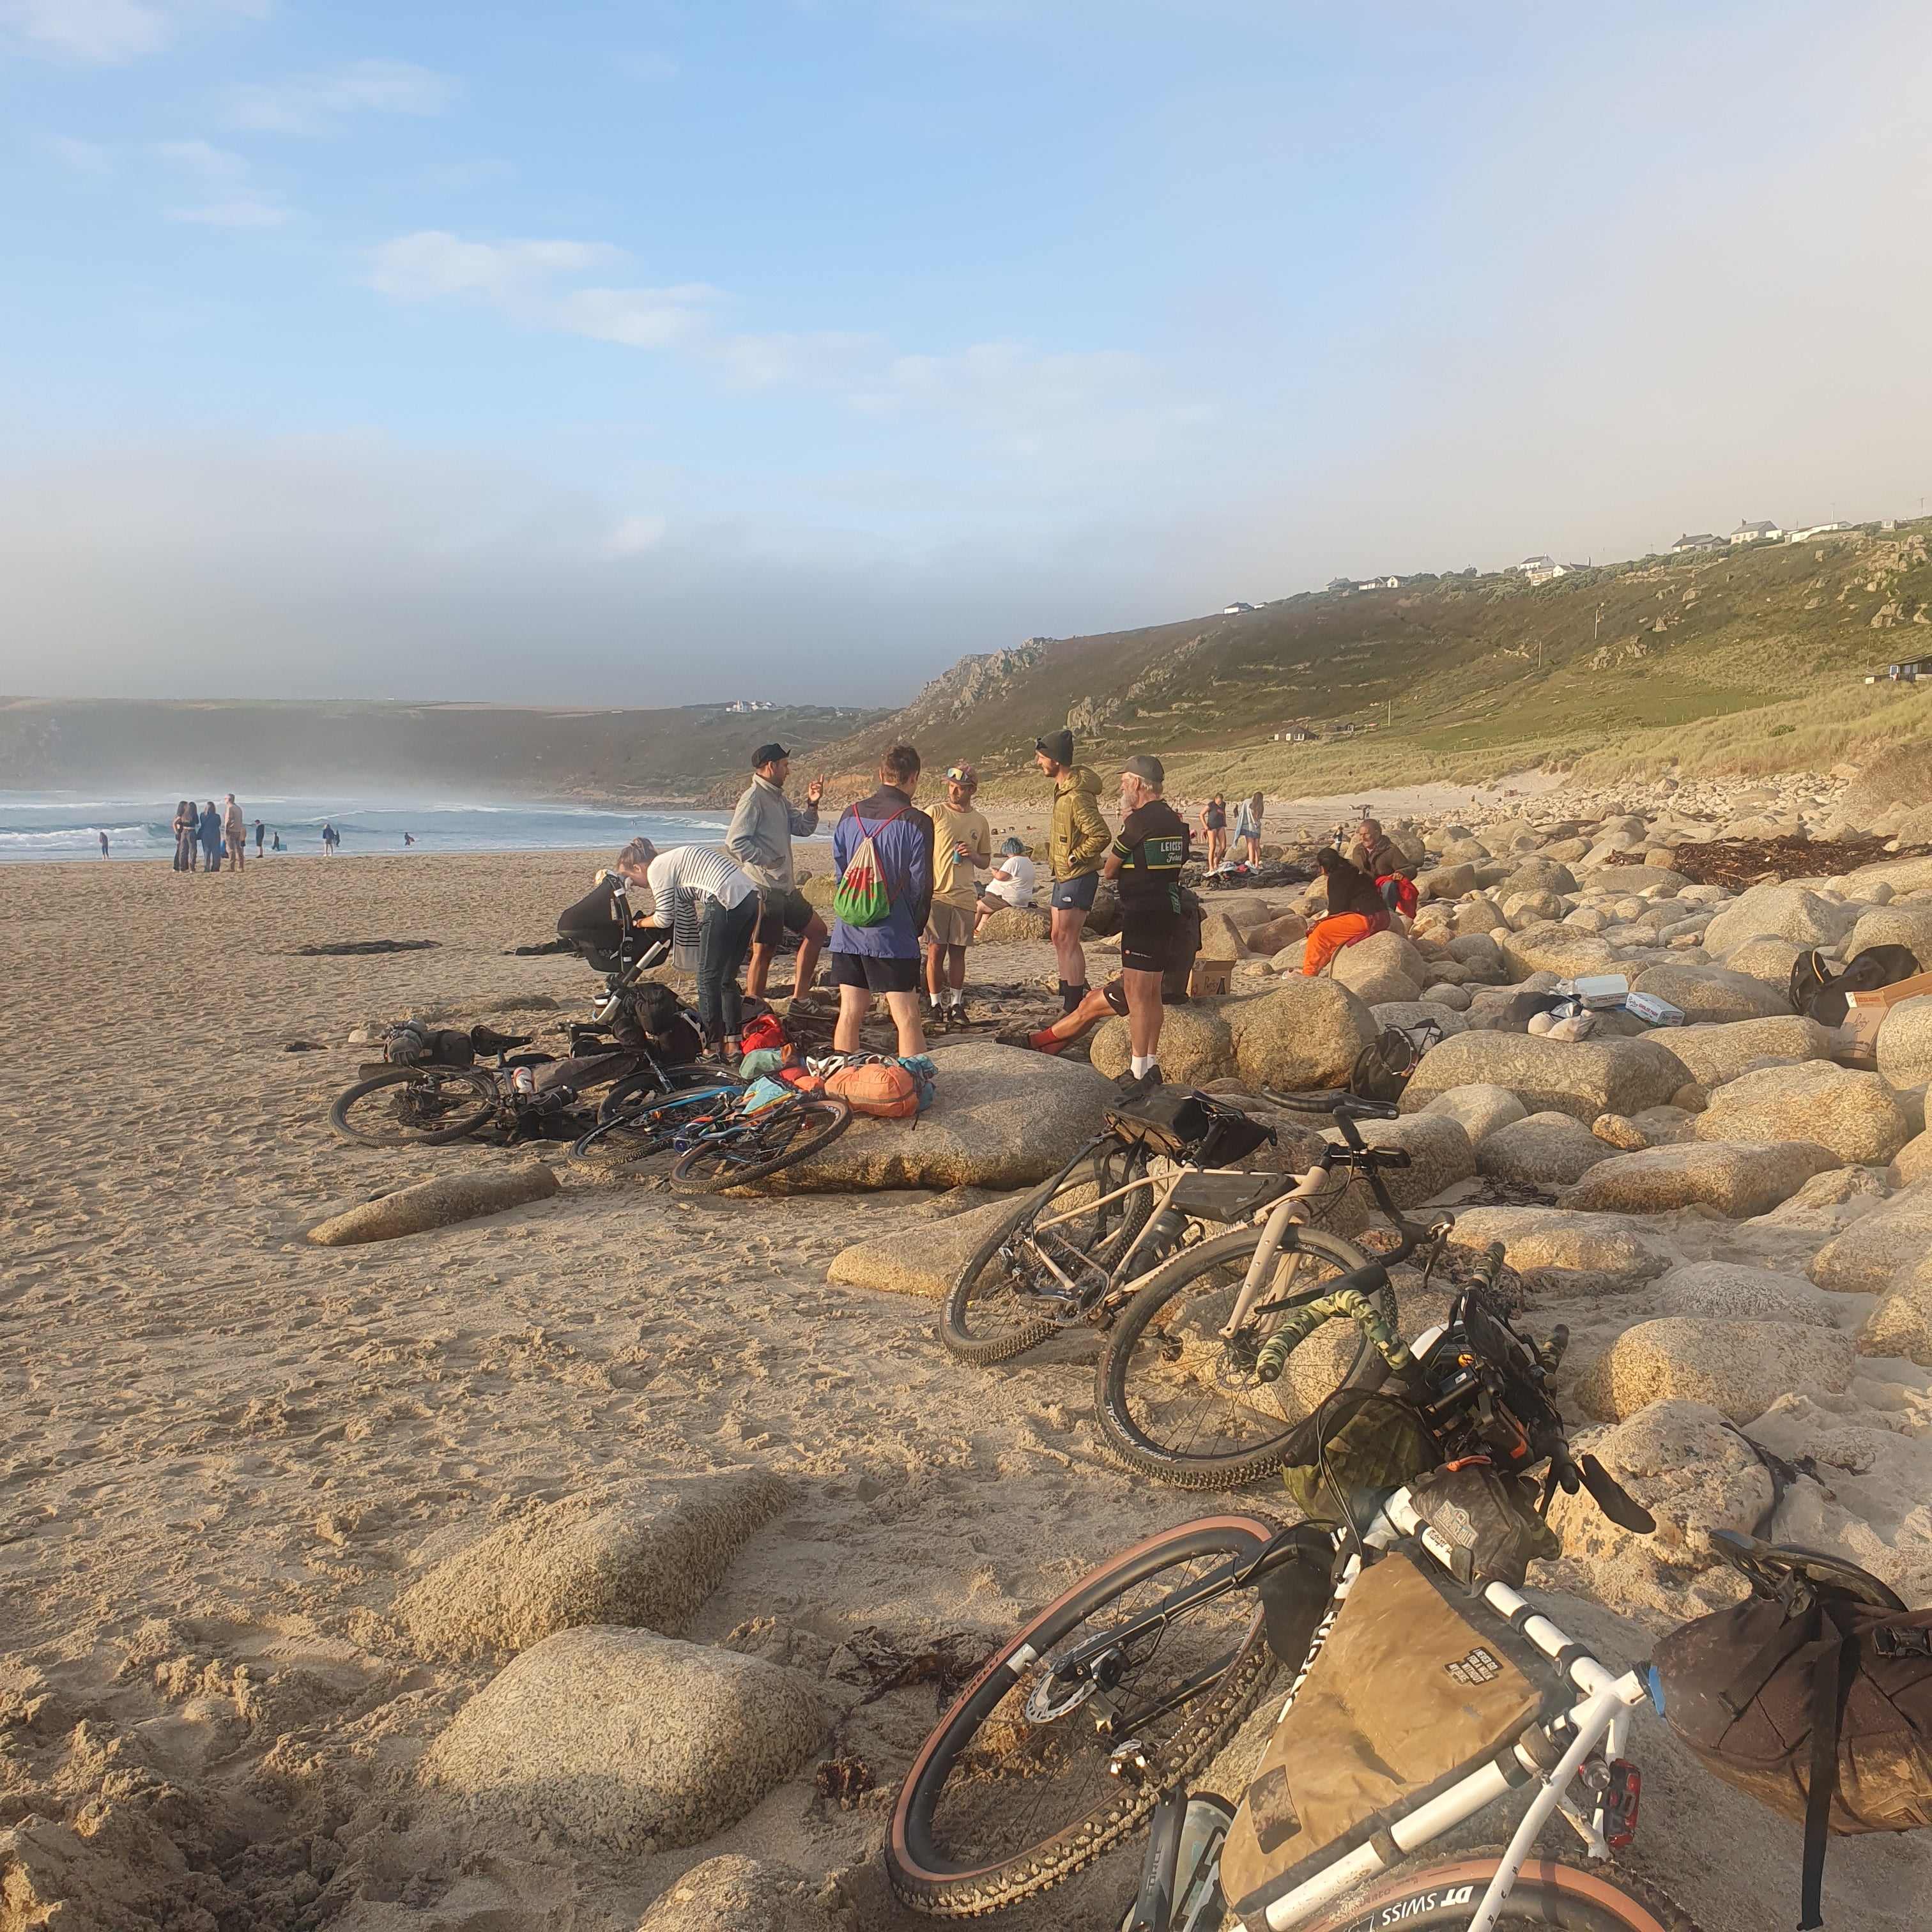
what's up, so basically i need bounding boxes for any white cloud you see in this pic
[154,137,249,179]
[167,197,286,227]
[220,59,460,135]
[365,229,1190,465]
[606,512,668,555]
[0,0,265,65]
[36,132,116,173]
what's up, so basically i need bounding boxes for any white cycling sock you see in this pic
[1130,1054,1154,1078]
[947,987,965,1008]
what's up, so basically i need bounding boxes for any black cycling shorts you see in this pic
[829,951,921,995]
[1121,907,1182,977]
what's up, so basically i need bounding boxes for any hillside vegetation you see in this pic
[0,699,889,802]
[813,520,1932,799]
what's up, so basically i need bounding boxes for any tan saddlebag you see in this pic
[1222,1548,1553,1928]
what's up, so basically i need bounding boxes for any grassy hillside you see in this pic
[0,699,890,804]
[814,520,1932,798]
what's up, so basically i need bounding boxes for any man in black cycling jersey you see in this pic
[1100,753,1190,1098]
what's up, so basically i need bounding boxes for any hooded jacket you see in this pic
[1050,767,1110,882]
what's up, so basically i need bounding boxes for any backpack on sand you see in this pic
[385,1020,474,1069]
[832,809,907,929]
[1789,944,1920,1027]
[1651,1534,1932,1930]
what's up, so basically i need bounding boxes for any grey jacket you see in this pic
[725,774,818,889]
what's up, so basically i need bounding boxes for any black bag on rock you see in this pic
[1650,1534,1932,1929]
[1788,944,1921,1027]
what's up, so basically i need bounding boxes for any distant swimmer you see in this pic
[98,830,109,859]
[271,832,284,852]
[403,832,415,847]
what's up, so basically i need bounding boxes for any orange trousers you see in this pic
[1301,911,1385,977]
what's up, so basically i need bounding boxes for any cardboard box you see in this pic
[1189,958,1234,997]
[1834,1004,1883,1068]
[1845,969,1932,1015]
[1574,973,1631,1011]
[1624,990,1685,1027]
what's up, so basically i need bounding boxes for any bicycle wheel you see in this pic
[329,1067,498,1147]
[1304,1851,1698,1931]
[668,1096,852,1192]
[1094,1225,1395,1489]
[940,1142,1156,1367]
[886,1514,1278,1919]
[571,1084,734,1167]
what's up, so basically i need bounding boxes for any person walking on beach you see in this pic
[254,820,264,857]
[222,794,245,873]
[617,836,760,1060]
[1098,755,1190,1098]
[199,801,221,874]
[1035,727,1110,1012]
[924,763,992,1031]
[271,831,284,853]
[728,743,828,1008]
[829,744,933,1058]
[174,801,197,872]
[321,822,339,856]
[1233,791,1264,866]
[98,830,109,859]
[1200,793,1228,872]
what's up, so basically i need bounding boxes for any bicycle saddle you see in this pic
[1710,1529,1906,1611]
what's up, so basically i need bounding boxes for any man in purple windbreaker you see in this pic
[829,742,935,1056]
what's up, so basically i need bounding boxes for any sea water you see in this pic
[0,794,805,864]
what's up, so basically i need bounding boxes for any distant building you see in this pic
[724,699,779,713]
[1670,532,1723,555]
[1883,659,1932,683]
[1273,725,1314,742]
[1729,519,1782,544]
[1354,574,1400,591]
[1514,554,1569,585]
[1222,601,1255,615]
[1788,522,1852,541]
[1326,577,1354,594]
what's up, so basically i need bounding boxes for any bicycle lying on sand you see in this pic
[885,1245,1722,1931]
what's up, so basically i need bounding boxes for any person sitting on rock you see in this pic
[1300,847,1390,977]
[1005,889,1202,1055]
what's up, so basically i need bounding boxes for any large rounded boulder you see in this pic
[1694,1061,1910,1167]
[1225,978,1377,1093]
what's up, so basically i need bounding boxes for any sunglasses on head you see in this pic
[946,768,976,784]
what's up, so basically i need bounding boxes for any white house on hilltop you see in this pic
[1514,554,1569,585]
[1671,532,1722,555]
[1788,522,1852,541]
[1223,601,1255,614]
[1729,519,1782,544]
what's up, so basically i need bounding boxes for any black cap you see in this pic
[752,742,790,768]
[1120,753,1164,786]
[1036,728,1075,766]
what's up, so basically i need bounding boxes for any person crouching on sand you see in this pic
[1300,847,1390,977]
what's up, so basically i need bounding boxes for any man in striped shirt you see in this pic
[617,838,760,1058]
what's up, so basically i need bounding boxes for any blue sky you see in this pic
[2,1,1929,702]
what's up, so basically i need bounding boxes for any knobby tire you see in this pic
[885,1514,1278,1917]
[1302,1848,1699,1931]
[328,1067,498,1147]
[668,1096,851,1193]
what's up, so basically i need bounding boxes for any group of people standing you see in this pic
[1197,790,1265,871]
[172,796,265,873]
[586,727,1197,1098]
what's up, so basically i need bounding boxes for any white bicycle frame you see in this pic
[1022,1153,1349,1314]
[1258,1487,1650,1932]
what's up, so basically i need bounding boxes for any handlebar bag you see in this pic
[1222,1546,1558,1928]
[1652,1586,1932,1928]
[1280,1388,1438,1529]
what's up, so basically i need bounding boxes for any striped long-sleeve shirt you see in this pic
[644,845,757,969]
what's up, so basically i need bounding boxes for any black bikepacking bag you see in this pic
[385,1020,474,1069]
[1105,1086,1276,1165]
[1652,1558,1932,1929]
[1347,1019,1443,1105]
[1789,943,1920,1026]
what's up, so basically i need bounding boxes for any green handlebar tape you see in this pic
[1254,1287,1411,1384]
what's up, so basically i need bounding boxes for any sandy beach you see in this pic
[4,850,1928,1932]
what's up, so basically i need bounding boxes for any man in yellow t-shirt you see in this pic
[924,763,993,1029]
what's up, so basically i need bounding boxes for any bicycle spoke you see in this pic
[922,1550,1257,1874]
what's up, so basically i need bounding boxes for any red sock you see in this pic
[1028,1029,1067,1055]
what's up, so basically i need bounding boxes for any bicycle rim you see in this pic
[1303,1853,1699,1931]
[1095,1227,1383,1489]
[670,1097,850,1192]
[887,1515,1276,1918]
[940,1147,1151,1367]
[329,1068,497,1146]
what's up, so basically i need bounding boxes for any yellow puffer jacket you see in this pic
[1050,766,1110,880]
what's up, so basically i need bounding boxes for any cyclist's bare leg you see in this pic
[746,940,774,1000]
[1123,964,1163,1061]
[1051,905,1089,992]
[884,988,926,1056]
[832,985,873,1054]
[793,915,826,996]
